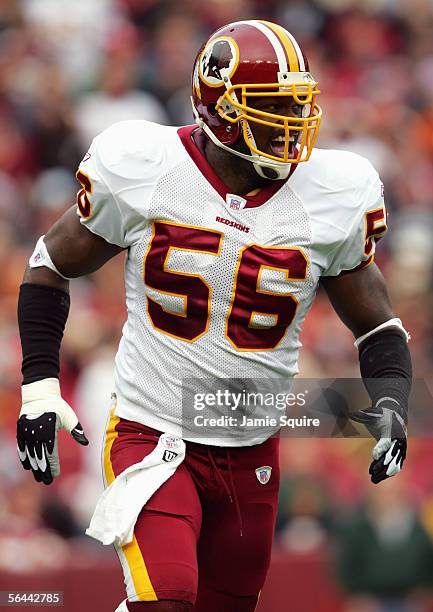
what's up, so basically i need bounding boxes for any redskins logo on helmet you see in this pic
[199,37,239,86]
[191,20,322,180]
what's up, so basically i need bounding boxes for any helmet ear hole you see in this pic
[208,104,218,117]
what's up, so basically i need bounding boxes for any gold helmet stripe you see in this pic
[244,20,288,72]
[260,21,303,72]
[283,26,306,71]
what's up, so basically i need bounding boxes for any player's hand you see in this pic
[350,399,407,484]
[17,378,89,485]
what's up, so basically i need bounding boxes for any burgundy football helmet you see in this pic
[191,20,322,179]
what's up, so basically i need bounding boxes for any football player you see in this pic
[17,20,411,612]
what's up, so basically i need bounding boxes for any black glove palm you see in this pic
[17,412,88,485]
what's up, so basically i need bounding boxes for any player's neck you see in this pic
[203,138,271,196]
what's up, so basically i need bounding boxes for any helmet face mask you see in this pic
[217,81,321,164]
[191,20,323,179]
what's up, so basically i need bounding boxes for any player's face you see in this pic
[244,95,304,160]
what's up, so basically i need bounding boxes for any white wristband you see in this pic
[29,235,70,280]
[354,317,410,348]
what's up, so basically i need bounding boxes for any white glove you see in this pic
[17,378,88,485]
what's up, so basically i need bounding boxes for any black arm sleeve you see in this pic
[18,283,70,384]
[359,328,412,416]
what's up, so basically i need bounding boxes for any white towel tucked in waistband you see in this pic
[86,433,186,546]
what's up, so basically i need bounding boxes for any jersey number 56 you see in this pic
[144,221,308,351]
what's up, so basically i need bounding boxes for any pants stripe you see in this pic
[102,409,158,602]
[103,408,120,486]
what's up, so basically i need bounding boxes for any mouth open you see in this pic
[269,134,297,159]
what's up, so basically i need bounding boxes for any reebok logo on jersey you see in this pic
[215,216,250,233]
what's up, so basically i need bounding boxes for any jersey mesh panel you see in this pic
[114,160,317,443]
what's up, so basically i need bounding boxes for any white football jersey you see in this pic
[76,120,387,446]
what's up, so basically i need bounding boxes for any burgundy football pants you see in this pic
[103,412,280,610]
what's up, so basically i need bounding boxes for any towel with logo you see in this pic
[86,433,186,546]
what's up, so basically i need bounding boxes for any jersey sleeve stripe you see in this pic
[338,253,375,276]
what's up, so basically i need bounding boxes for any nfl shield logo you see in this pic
[255,466,272,485]
[226,193,247,211]
[163,435,181,450]
[230,198,241,210]
[160,434,182,462]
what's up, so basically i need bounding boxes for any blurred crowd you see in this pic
[1,0,433,609]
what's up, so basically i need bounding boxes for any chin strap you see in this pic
[253,160,289,180]
[191,99,292,181]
